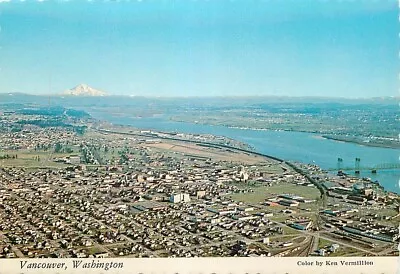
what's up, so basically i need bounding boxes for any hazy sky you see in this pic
[0,0,397,97]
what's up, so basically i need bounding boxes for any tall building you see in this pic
[238,166,249,182]
[169,193,191,203]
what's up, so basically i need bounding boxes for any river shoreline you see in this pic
[321,135,400,150]
[223,126,399,150]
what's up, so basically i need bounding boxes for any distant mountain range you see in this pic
[0,86,398,105]
[63,84,107,97]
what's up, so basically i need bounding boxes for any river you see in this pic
[90,113,400,194]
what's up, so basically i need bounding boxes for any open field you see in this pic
[281,226,302,236]
[328,247,361,257]
[229,183,320,204]
[0,150,73,168]
[146,141,268,164]
[318,238,333,249]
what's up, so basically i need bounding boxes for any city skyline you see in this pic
[0,0,397,98]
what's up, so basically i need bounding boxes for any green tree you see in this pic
[54,143,62,153]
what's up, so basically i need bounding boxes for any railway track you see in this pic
[293,236,315,257]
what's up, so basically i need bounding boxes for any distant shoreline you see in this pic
[205,124,400,150]
[321,135,400,150]
[209,125,400,150]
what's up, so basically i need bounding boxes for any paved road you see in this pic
[312,232,320,251]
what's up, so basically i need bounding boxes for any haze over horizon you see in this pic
[0,0,397,98]
[1,87,399,101]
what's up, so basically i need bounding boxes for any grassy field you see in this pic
[1,151,55,168]
[328,247,360,257]
[229,183,320,204]
[281,226,302,235]
[253,164,286,175]
[0,149,79,168]
[316,238,364,257]
[318,238,333,249]
[86,246,105,255]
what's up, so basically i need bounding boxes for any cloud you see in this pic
[0,0,11,3]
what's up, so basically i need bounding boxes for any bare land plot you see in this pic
[145,141,269,164]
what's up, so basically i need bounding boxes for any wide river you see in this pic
[91,113,400,194]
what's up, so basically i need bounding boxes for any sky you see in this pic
[0,0,398,97]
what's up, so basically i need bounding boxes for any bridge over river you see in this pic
[328,158,400,173]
